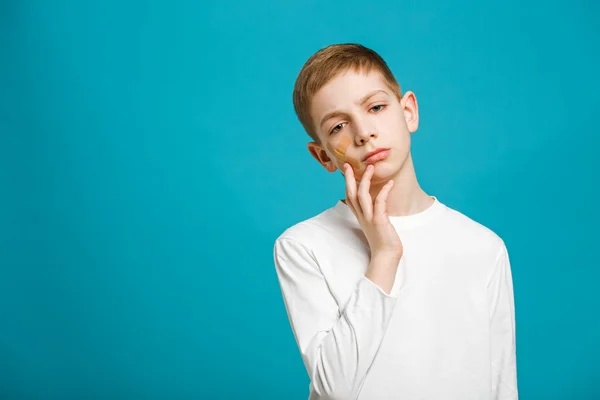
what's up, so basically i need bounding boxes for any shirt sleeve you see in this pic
[274,237,400,399]
[488,243,519,399]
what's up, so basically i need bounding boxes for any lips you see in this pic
[362,148,390,162]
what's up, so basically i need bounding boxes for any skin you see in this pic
[307,68,433,217]
[305,68,436,292]
[325,136,362,170]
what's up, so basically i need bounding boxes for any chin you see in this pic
[373,155,407,177]
[368,162,397,180]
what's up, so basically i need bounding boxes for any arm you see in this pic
[274,238,400,400]
[488,243,519,399]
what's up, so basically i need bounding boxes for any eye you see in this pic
[370,104,386,113]
[330,122,346,135]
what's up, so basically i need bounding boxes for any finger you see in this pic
[344,163,361,219]
[374,179,394,219]
[358,164,375,221]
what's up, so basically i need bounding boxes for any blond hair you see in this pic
[292,43,402,143]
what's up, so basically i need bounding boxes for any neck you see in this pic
[385,152,433,216]
[343,152,433,217]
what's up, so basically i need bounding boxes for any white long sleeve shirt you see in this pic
[273,196,518,400]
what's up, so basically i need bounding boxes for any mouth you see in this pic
[362,148,391,163]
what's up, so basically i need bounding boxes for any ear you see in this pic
[400,91,419,133]
[307,142,338,172]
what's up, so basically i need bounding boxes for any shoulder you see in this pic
[441,205,506,257]
[274,204,347,251]
[272,204,353,278]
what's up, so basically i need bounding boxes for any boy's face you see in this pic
[307,69,419,184]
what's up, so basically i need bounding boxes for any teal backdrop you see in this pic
[1,0,599,398]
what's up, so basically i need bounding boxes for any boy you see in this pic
[273,43,518,400]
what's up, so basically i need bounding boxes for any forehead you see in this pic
[310,69,391,117]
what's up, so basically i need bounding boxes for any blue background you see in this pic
[1,0,599,398]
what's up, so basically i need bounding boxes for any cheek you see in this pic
[326,136,362,170]
[344,155,362,170]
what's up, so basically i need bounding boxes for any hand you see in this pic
[343,163,403,261]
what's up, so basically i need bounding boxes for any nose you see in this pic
[353,117,378,145]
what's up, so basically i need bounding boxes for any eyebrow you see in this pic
[319,89,390,129]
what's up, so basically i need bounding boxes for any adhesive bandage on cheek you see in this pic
[326,136,362,170]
